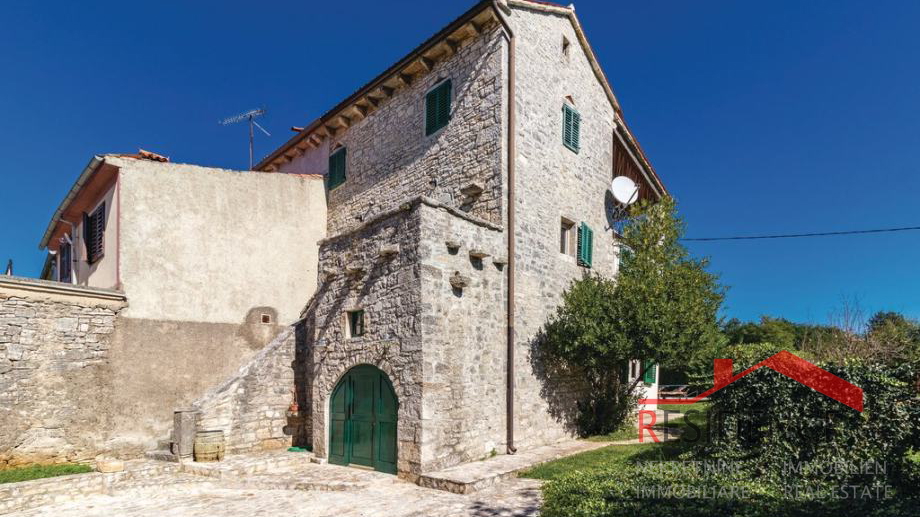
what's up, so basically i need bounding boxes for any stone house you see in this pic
[253,0,666,479]
[4,0,666,479]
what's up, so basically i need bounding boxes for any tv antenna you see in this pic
[220,108,271,170]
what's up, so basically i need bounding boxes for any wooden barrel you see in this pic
[193,430,225,462]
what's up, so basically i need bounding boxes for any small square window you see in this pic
[261,314,272,324]
[346,310,365,338]
[560,218,576,256]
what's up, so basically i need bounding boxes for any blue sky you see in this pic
[1,1,918,324]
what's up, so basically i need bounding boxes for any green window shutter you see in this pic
[426,80,452,135]
[563,104,580,153]
[643,360,657,384]
[577,222,593,267]
[328,148,347,190]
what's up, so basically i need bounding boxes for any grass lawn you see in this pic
[521,441,683,480]
[523,403,711,479]
[0,464,93,484]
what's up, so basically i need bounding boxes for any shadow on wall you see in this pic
[290,319,313,448]
[528,331,586,437]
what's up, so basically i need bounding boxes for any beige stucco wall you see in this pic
[113,157,326,325]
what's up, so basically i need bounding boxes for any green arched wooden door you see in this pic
[328,365,398,474]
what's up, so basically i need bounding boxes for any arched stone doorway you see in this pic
[328,364,398,474]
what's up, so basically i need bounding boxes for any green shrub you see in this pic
[703,359,920,492]
[541,466,918,517]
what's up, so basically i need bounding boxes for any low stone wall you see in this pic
[193,322,309,453]
[0,461,182,514]
[0,277,125,467]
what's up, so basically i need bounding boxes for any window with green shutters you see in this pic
[562,103,580,152]
[642,360,657,385]
[425,80,452,136]
[576,222,594,267]
[327,147,346,190]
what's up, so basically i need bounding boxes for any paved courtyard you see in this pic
[11,457,544,517]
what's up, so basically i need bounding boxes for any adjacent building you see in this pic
[27,152,326,457]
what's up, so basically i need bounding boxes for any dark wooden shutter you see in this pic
[328,148,346,190]
[426,80,451,135]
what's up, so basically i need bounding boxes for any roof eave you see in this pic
[38,155,104,250]
[254,0,495,171]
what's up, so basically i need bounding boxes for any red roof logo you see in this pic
[640,350,864,411]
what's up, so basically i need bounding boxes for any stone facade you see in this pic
[287,1,662,479]
[305,203,426,476]
[0,284,123,467]
[279,23,507,235]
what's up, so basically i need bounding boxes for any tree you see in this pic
[867,311,920,364]
[539,197,725,434]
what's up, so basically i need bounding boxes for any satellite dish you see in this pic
[610,176,639,206]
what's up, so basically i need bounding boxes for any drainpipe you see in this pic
[493,0,517,455]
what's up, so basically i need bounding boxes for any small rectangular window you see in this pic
[425,80,452,136]
[327,147,347,190]
[346,310,365,338]
[562,36,570,59]
[560,219,575,256]
[83,203,106,264]
[577,222,594,268]
[562,104,580,153]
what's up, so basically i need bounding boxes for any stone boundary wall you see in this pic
[0,461,183,514]
[193,322,308,453]
[0,277,125,467]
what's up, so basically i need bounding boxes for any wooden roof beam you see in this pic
[351,104,368,119]
[396,73,414,87]
[417,56,435,72]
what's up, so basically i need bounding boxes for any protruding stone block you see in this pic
[469,250,490,259]
[379,245,400,258]
[449,272,471,289]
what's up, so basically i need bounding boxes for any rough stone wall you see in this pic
[506,5,624,447]
[0,291,122,467]
[417,202,508,472]
[193,323,310,453]
[281,23,506,236]
[304,204,425,479]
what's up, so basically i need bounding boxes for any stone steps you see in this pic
[417,440,610,494]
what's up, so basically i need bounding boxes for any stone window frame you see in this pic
[343,309,367,339]
[423,77,454,139]
[559,217,577,258]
